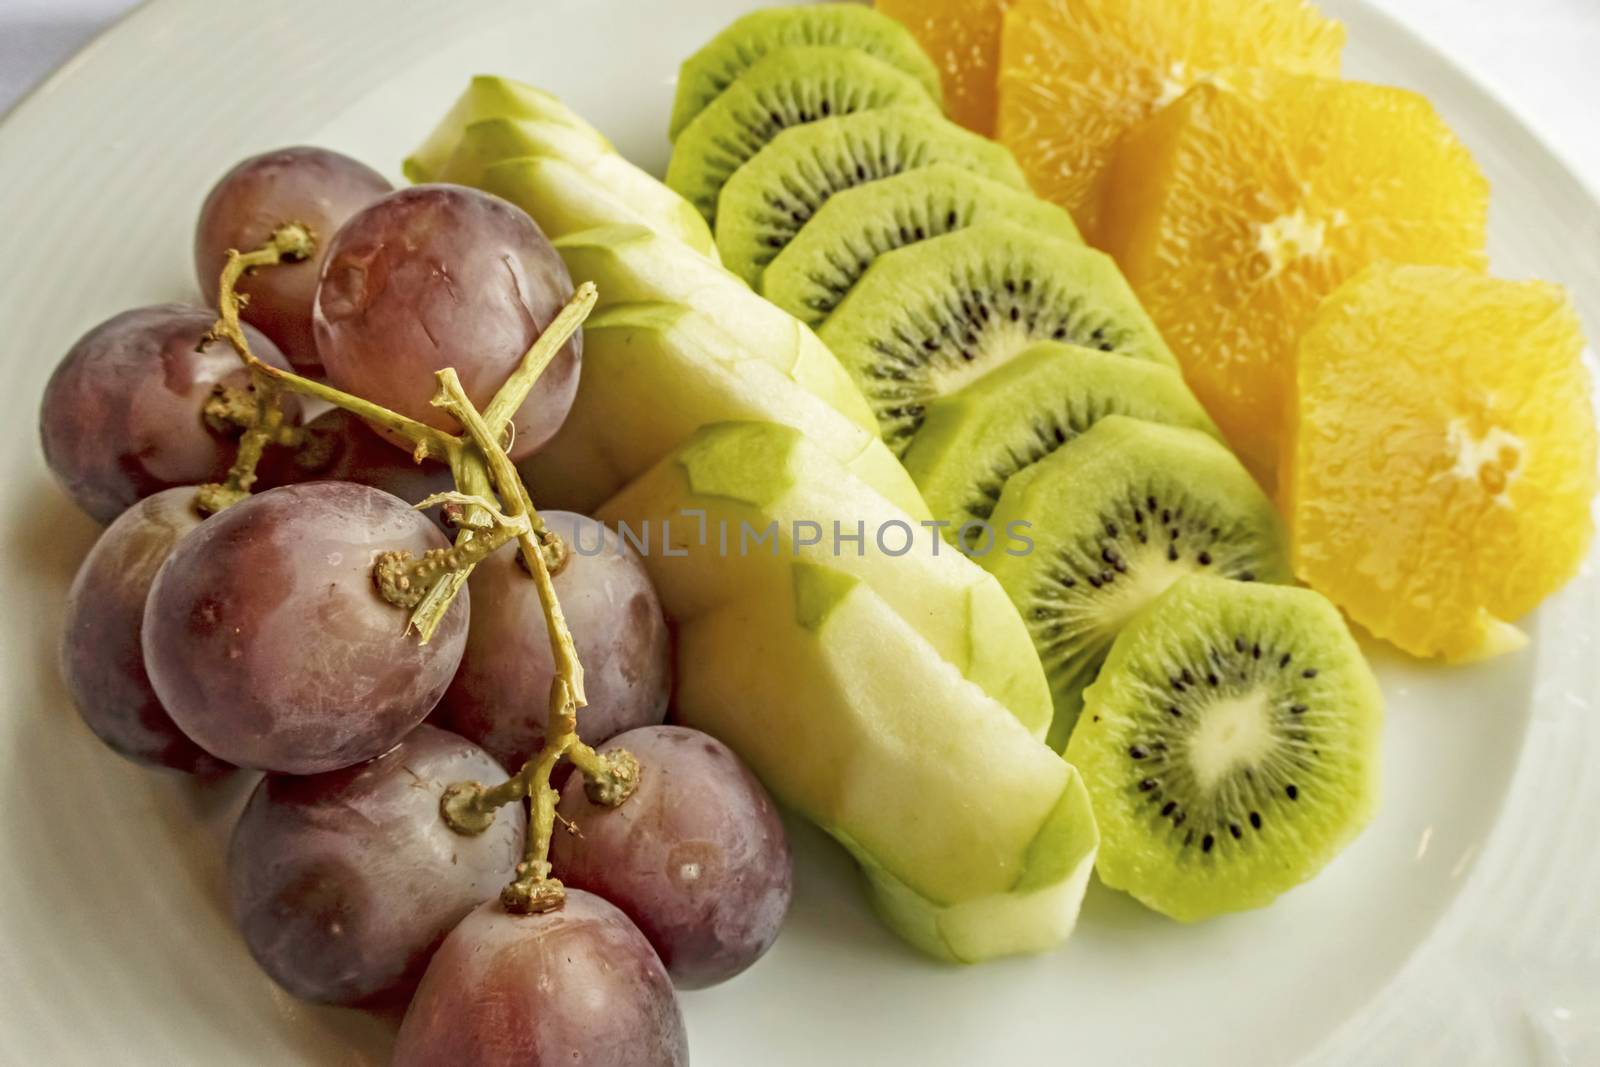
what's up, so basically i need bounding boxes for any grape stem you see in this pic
[433,368,585,705]
[394,284,595,642]
[205,228,634,912]
[202,224,598,642]
[431,368,639,914]
[197,222,462,513]
[194,224,316,514]
[373,497,529,610]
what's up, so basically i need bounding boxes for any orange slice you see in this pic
[996,0,1344,228]
[1284,264,1597,662]
[1094,74,1489,478]
[878,0,1014,135]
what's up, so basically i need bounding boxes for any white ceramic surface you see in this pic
[0,2,1595,1064]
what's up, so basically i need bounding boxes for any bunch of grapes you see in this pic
[43,146,793,1064]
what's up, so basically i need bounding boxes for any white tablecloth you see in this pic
[2,0,1596,187]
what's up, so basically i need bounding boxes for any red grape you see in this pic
[393,892,688,1067]
[59,487,228,774]
[552,726,792,988]
[435,511,669,771]
[142,482,467,774]
[195,146,392,368]
[228,725,524,1006]
[39,304,298,523]
[256,406,453,508]
[313,185,581,460]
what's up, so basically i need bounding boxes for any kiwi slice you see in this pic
[669,3,943,141]
[1065,574,1382,922]
[667,46,940,227]
[983,416,1290,748]
[903,342,1218,538]
[763,165,1083,327]
[714,109,1025,287]
[817,223,1176,455]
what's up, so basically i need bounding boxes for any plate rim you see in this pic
[1,1,1596,1063]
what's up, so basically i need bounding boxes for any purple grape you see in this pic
[551,726,791,989]
[39,304,299,524]
[393,892,687,1067]
[142,482,467,774]
[256,406,454,508]
[59,487,228,774]
[195,146,393,368]
[435,512,669,771]
[313,185,581,460]
[228,725,524,1006]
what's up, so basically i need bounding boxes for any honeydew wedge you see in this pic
[555,224,877,432]
[676,561,1098,962]
[519,302,928,518]
[597,420,1052,735]
[404,74,612,182]
[435,118,716,257]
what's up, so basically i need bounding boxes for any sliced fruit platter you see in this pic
[21,0,1598,1063]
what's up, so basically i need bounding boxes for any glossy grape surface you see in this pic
[39,304,298,523]
[552,725,792,988]
[256,407,454,508]
[59,487,226,774]
[436,512,670,771]
[393,892,688,1067]
[195,146,392,368]
[228,725,524,1006]
[143,482,468,774]
[313,185,580,460]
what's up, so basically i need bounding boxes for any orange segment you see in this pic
[996,0,1343,228]
[1094,74,1489,479]
[878,0,1013,135]
[1284,264,1597,662]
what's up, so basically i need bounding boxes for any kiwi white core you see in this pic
[1095,547,1196,634]
[930,322,1041,397]
[1187,690,1276,793]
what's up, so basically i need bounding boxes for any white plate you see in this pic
[1,1,1596,1064]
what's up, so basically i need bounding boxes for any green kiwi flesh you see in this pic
[669,3,943,141]
[714,109,1026,287]
[902,342,1218,539]
[983,416,1291,748]
[817,223,1177,455]
[762,164,1083,327]
[667,46,940,227]
[1065,574,1382,922]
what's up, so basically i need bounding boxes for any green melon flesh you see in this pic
[404,74,612,182]
[435,118,715,257]
[677,561,1098,961]
[553,224,876,432]
[597,421,1052,737]
[518,302,927,519]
